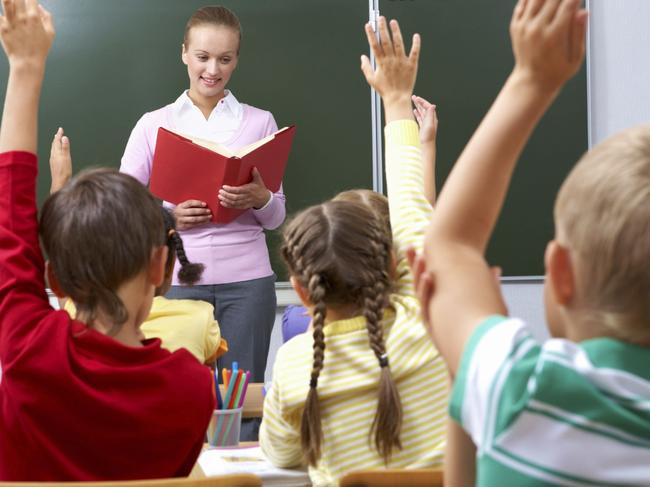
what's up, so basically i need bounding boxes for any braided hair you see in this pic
[281,199,402,466]
[160,208,204,286]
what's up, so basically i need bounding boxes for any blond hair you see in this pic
[554,124,650,343]
[183,5,241,47]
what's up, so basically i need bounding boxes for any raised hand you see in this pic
[49,127,72,194]
[0,0,54,67]
[510,0,588,93]
[0,0,56,153]
[218,167,271,210]
[412,95,438,205]
[360,17,420,122]
[412,95,437,145]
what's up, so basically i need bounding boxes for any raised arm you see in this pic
[361,18,435,300]
[423,0,587,373]
[0,0,55,361]
[0,0,54,153]
[412,95,437,206]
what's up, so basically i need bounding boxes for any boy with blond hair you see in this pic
[412,0,650,484]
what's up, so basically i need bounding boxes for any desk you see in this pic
[190,443,258,478]
[191,443,311,486]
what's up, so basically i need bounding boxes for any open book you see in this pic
[149,126,296,224]
[198,445,310,486]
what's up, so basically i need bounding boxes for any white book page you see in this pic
[179,126,290,158]
[198,446,309,486]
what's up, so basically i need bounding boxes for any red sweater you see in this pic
[0,151,215,480]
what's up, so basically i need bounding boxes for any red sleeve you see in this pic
[0,151,51,367]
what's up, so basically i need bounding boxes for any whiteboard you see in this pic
[587,0,650,146]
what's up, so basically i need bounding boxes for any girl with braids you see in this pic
[51,130,226,365]
[140,207,228,364]
[259,18,446,486]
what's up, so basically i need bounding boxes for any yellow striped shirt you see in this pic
[259,120,447,486]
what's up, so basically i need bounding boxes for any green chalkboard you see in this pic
[381,0,588,276]
[0,0,586,278]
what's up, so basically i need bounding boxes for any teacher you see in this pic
[120,5,284,384]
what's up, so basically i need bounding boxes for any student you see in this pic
[280,97,438,344]
[121,5,283,385]
[259,19,447,486]
[412,0,650,484]
[0,1,213,480]
[52,130,227,364]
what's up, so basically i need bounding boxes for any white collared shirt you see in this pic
[168,89,273,211]
[171,90,243,143]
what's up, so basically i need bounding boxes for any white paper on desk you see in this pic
[198,446,310,487]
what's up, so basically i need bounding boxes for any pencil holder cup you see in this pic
[207,407,243,447]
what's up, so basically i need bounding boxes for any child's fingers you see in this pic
[418,272,434,327]
[551,0,583,61]
[50,127,62,153]
[389,19,406,57]
[522,0,545,20]
[426,105,438,124]
[38,4,54,35]
[413,95,433,112]
[513,0,528,22]
[406,247,417,271]
[24,0,38,17]
[413,108,422,126]
[408,33,421,65]
[364,22,383,59]
[377,16,393,55]
[360,54,375,84]
[551,0,579,31]
[538,0,563,24]
[570,10,588,63]
[406,247,425,292]
[1,0,15,22]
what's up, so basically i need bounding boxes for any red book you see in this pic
[149,125,296,224]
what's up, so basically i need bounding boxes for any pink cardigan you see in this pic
[121,103,286,285]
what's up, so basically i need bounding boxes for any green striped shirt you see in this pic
[451,315,650,486]
[259,120,447,486]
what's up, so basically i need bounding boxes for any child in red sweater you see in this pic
[0,0,214,480]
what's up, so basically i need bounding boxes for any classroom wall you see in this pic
[264,279,548,382]
[0,0,588,279]
[587,0,650,146]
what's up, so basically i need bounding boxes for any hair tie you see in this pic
[378,353,389,368]
[309,377,318,389]
[167,229,176,238]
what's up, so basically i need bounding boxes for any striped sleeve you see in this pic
[449,316,538,450]
[384,120,433,297]
[259,351,303,468]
